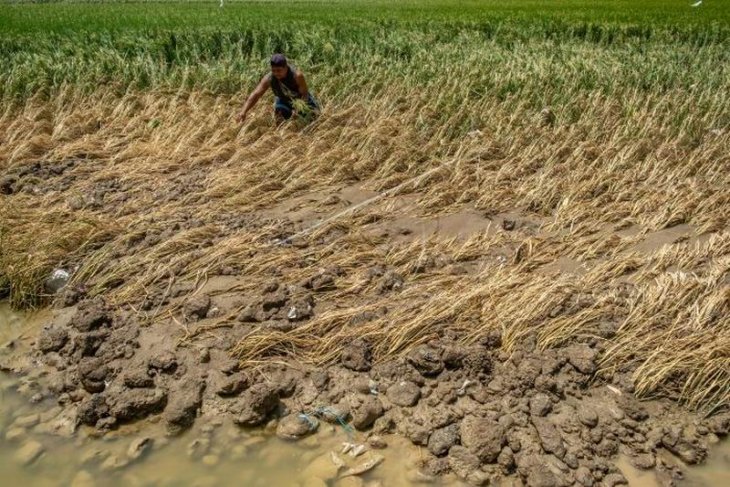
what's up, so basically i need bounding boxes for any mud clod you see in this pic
[122,362,154,388]
[149,351,177,373]
[78,357,109,393]
[386,381,421,407]
[164,377,205,434]
[516,454,572,487]
[262,290,288,312]
[349,395,384,431]
[631,453,656,470]
[218,357,240,375]
[214,372,249,397]
[184,295,211,320]
[660,426,706,464]
[460,416,505,463]
[71,301,111,332]
[72,330,109,358]
[106,387,168,422]
[532,417,566,459]
[310,370,329,390]
[377,271,403,293]
[341,339,372,372]
[198,347,211,363]
[603,472,628,486]
[237,305,259,323]
[408,345,444,377]
[577,404,599,428]
[286,297,314,321]
[307,272,336,292]
[0,176,17,195]
[428,423,459,456]
[529,393,552,417]
[37,327,69,353]
[574,466,593,486]
[367,435,387,449]
[563,344,598,375]
[11,256,727,487]
[448,445,481,481]
[498,446,515,472]
[231,383,279,427]
[706,413,730,435]
[77,394,110,426]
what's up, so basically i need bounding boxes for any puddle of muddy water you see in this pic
[684,440,730,486]
[2,303,729,487]
[0,387,440,487]
[616,440,730,487]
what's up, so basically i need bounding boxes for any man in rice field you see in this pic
[236,53,320,124]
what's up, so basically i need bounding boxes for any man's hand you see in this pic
[237,75,271,124]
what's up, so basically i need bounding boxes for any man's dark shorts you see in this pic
[274,94,319,120]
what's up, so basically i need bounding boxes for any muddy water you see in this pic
[1,303,728,487]
[617,442,730,487]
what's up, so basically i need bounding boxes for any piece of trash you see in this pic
[298,413,319,431]
[287,307,299,320]
[349,444,366,457]
[368,380,379,395]
[341,453,385,478]
[691,0,702,7]
[45,268,70,294]
[272,237,292,246]
[288,303,313,321]
[457,379,474,396]
[314,406,354,439]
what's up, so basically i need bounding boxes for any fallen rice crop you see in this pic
[0,0,728,414]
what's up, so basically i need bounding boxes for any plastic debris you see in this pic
[457,379,474,396]
[341,453,384,478]
[314,406,354,439]
[287,306,299,320]
[349,444,366,457]
[45,269,70,294]
[298,413,319,431]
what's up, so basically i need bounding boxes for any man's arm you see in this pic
[294,71,309,99]
[237,75,270,122]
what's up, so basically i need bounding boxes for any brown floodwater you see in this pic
[1,303,728,487]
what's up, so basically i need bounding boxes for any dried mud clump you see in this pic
[20,293,730,487]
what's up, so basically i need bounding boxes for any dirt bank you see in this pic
[2,289,728,486]
[1,91,728,485]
